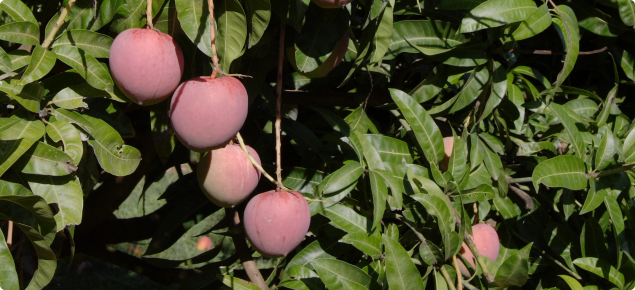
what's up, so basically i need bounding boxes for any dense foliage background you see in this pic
[0,0,634,289]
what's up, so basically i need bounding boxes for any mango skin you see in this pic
[243,190,311,258]
[311,0,354,9]
[109,28,184,106]
[196,236,213,251]
[170,76,248,152]
[197,144,261,208]
[457,224,500,277]
[440,136,454,172]
[288,32,349,78]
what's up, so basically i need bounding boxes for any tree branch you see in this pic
[42,0,76,49]
[226,208,270,290]
[497,47,607,56]
[275,21,285,190]
[509,185,533,210]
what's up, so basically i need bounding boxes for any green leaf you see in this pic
[0,191,57,290]
[323,161,363,194]
[448,134,468,182]
[52,45,115,92]
[479,133,504,155]
[15,142,76,176]
[409,65,447,103]
[448,64,490,114]
[323,204,370,234]
[595,128,615,171]
[564,99,598,118]
[51,30,114,58]
[216,0,247,72]
[144,193,211,256]
[455,184,496,203]
[604,196,625,235]
[395,20,467,56]
[311,258,375,290]
[0,0,38,25]
[532,155,587,191]
[549,103,586,158]
[494,194,521,219]
[492,243,532,288]
[69,0,127,32]
[51,83,113,109]
[511,4,551,41]
[83,114,142,177]
[479,137,503,181]
[20,46,57,85]
[460,0,537,33]
[580,179,606,215]
[286,240,339,270]
[0,117,46,177]
[551,6,580,91]
[382,234,425,290]
[221,275,261,289]
[245,0,270,48]
[353,130,384,171]
[175,0,213,57]
[617,0,635,26]
[364,134,412,164]
[110,0,146,32]
[369,4,393,65]
[0,80,45,113]
[559,275,584,290]
[293,7,348,74]
[573,257,625,289]
[26,175,83,231]
[580,218,610,259]
[0,21,40,45]
[46,120,83,165]
[0,227,18,290]
[570,0,628,37]
[410,194,455,258]
[0,46,13,73]
[390,88,444,164]
[368,170,387,231]
[479,62,507,122]
[340,233,382,259]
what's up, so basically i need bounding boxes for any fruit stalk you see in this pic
[226,208,270,290]
[439,265,458,290]
[275,21,285,190]
[208,0,220,79]
[453,255,463,290]
[146,0,154,29]
[236,132,288,190]
[41,0,77,49]
[6,221,12,247]
[463,233,494,282]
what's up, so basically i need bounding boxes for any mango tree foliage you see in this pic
[0,0,633,289]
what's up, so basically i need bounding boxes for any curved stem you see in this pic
[507,177,532,184]
[439,265,458,290]
[6,221,12,247]
[146,0,154,29]
[275,21,285,191]
[208,0,220,79]
[235,132,288,190]
[226,208,270,290]
[453,256,463,290]
[41,0,76,49]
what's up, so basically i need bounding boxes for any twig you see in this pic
[453,255,463,290]
[208,0,220,79]
[498,47,607,56]
[440,265,458,290]
[236,132,288,190]
[275,21,285,190]
[463,233,494,283]
[507,177,532,184]
[41,0,76,49]
[226,208,270,290]
[509,185,533,210]
[146,0,154,29]
[461,280,479,290]
[588,163,635,179]
[6,221,12,247]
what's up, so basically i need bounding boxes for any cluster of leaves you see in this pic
[0,0,634,289]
